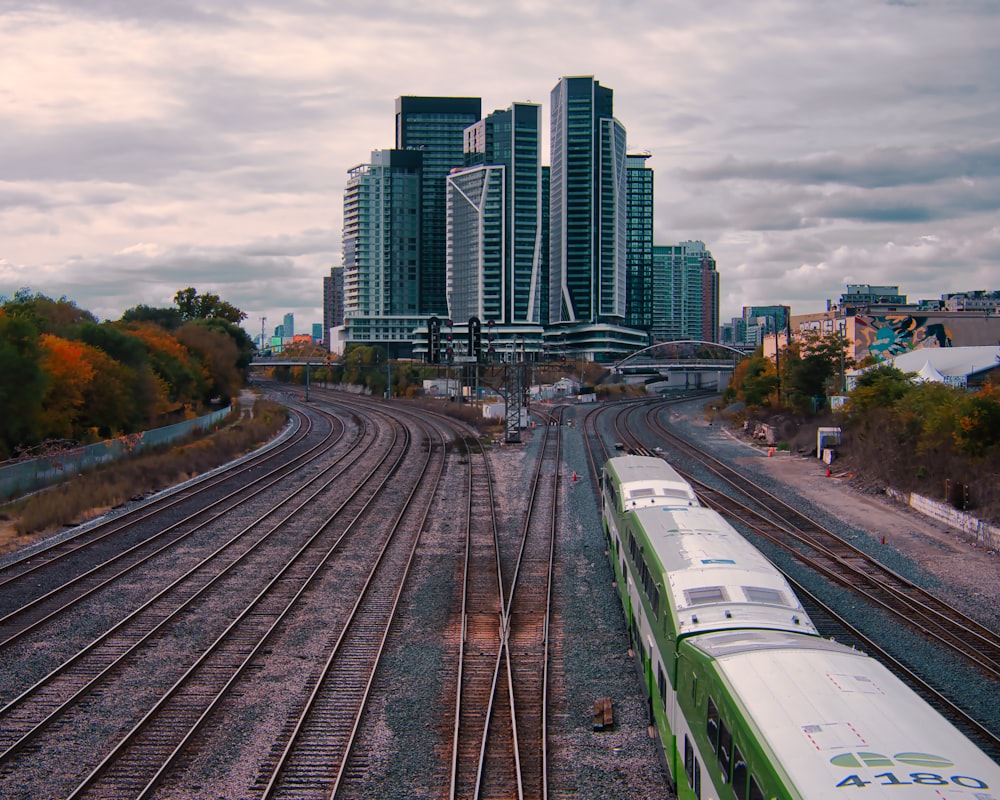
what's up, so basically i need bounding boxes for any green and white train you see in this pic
[601,454,1000,800]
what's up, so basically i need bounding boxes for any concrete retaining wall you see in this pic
[888,488,1000,551]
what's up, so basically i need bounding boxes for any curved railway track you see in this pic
[638,403,1000,684]
[0,395,472,798]
[578,394,1000,759]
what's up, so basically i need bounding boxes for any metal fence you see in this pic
[0,406,233,500]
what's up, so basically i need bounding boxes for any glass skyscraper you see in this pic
[625,153,654,333]
[395,96,482,316]
[549,76,627,327]
[448,102,544,327]
[341,149,424,355]
[652,241,719,342]
[546,76,645,360]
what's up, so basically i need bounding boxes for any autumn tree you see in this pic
[38,334,97,439]
[2,290,97,338]
[121,304,184,330]
[781,330,854,413]
[953,381,1000,458]
[175,323,243,403]
[723,349,778,408]
[121,323,204,415]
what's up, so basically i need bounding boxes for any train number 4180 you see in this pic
[836,773,989,789]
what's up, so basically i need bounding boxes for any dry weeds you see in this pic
[0,400,288,552]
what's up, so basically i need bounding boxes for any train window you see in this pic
[718,720,732,782]
[706,697,719,752]
[684,736,701,799]
[743,586,787,606]
[685,587,727,606]
[657,663,667,708]
[748,775,764,800]
[732,745,748,799]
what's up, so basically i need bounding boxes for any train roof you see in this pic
[604,455,699,509]
[633,504,816,637]
[689,629,1000,798]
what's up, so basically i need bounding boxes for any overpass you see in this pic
[613,340,749,392]
[251,357,328,368]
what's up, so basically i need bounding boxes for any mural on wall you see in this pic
[855,315,954,361]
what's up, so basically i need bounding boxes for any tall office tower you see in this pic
[548,76,627,328]
[282,313,294,339]
[322,265,344,347]
[447,102,544,327]
[625,153,654,333]
[396,96,482,316]
[341,149,423,354]
[651,241,720,342]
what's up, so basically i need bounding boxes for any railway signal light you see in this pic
[468,316,482,362]
[428,316,441,364]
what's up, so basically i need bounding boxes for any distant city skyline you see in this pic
[2,2,997,337]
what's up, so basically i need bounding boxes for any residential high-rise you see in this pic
[396,96,482,316]
[625,153,654,333]
[448,103,544,326]
[651,241,719,342]
[548,76,643,359]
[446,102,546,359]
[341,149,423,356]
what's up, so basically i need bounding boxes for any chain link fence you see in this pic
[0,406,233,500]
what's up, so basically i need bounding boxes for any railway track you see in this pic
[0,405,353,643]
[502,404,563,798]
[589,395,1000,758]
[258,414,446,799]
[0,396,466,798]
[638,403,1000,683]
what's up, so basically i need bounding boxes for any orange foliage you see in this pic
[125,323,192,363]
[39,334,98,438]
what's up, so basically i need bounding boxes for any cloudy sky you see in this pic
[2,1,998,337]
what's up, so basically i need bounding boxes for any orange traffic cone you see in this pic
[572,471,578,482]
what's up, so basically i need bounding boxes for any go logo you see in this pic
[830,752,989,791]
[830,753,953,769]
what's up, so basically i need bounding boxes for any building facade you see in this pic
[651,241,719,343]
[322,265,344,347]
[447,103,545,327]
[548,76,643,360]
[625,153,654,333]
[548,76,627,328]
[395,96,482,317]
[340,149,424,357]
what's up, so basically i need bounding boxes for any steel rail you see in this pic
[0,404,396,764]
[0,407,349,640]
[66,408,416,799]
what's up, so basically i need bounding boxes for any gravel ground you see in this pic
[345,421,670,799]
[549,412,670,799]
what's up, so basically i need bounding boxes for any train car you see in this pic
[600,455,1000,800]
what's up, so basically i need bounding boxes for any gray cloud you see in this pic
[2,0,998,328]
[682,141,1000,190]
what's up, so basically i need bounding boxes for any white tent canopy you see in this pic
[914,360,946,383]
